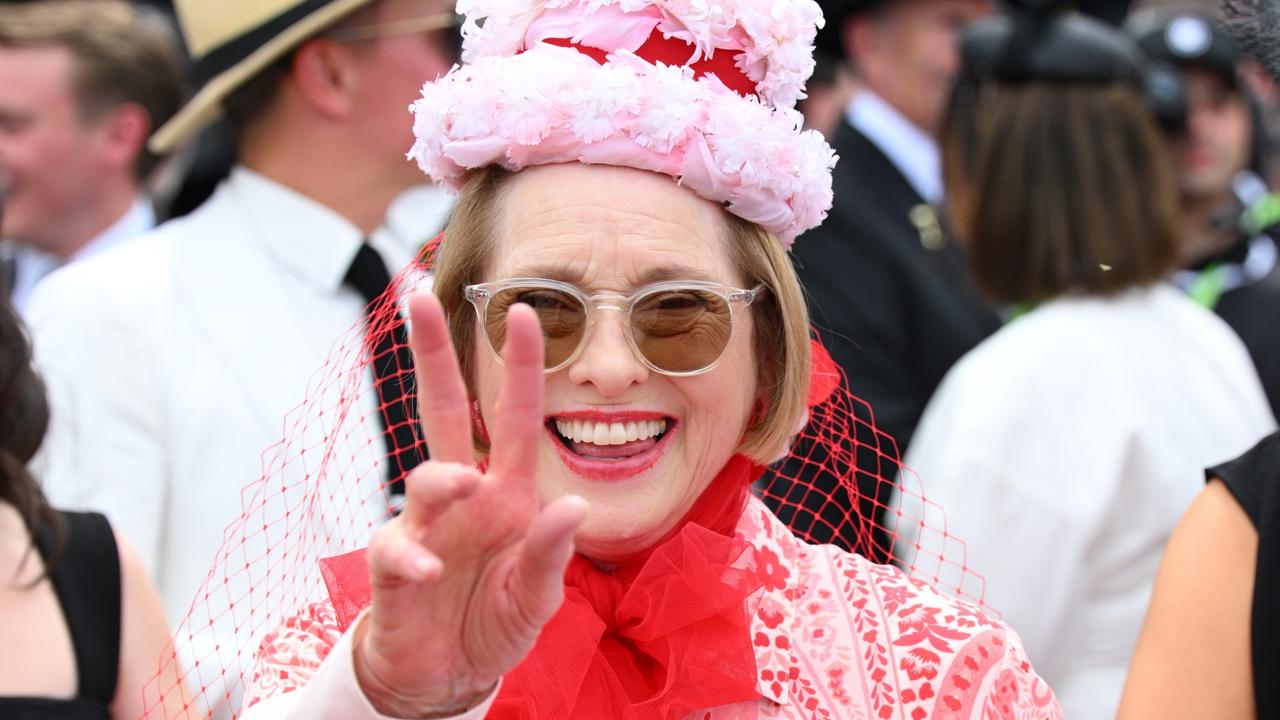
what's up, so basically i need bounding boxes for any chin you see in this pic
[534,419,732,561]
[578,474,708,556]
[574,515,672,561]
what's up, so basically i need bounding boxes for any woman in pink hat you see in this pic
[147,0,1062,717]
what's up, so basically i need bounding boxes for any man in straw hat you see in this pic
[25,0,457,641]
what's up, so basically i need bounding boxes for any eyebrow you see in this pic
[508,264,719,286]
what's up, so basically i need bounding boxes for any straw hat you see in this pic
[149,0,376,153]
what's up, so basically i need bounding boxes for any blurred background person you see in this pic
[1123,4,1280,715]
[0,0,184,314]
[0,291,194,718]
[25,0,458,645]
[796,49,857,139]
[775,0,997,561]
[901,6,1275,718]
[1129,7,1280,420]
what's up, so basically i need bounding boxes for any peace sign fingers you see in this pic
[407,290,475,465]
[488,303,547,488]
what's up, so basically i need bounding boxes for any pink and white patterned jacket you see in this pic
[242,496,1062,719]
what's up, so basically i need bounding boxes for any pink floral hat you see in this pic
[407,0,837,246]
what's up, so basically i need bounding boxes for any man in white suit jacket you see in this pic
[26,0,456,632]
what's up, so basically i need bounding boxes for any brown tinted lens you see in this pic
[486,286,586,368]
[631,289,732,373]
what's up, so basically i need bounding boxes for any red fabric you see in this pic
[807,338,840,408]
[317,456,764,719]
[543,30,757,98]
[318,548,372,632]
[490,455,763,719]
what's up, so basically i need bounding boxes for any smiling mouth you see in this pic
[548,417,671,460]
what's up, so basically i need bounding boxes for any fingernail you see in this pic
[413,555,440,579]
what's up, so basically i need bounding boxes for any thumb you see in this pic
[507,495,588,627]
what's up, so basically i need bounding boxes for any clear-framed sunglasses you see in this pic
[463,278,765,376]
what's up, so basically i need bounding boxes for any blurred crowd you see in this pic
[2,0,1280,718]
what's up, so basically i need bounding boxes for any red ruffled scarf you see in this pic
[319,455,765,720]
[491,455,764,719]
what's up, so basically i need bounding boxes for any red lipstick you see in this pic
[545,410,674,482]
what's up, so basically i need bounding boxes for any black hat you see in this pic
[1129,10,1241,89]
[959,6,1146,87]
[815,0,888,57]
[1221,0,1280,86]
[816,0,1120,60]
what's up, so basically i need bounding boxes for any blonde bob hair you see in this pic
[431,165,811,466]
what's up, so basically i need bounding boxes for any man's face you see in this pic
[0,46,106,253]
[1169,66,1252,200]
[853,0,990,135]
[346,0,457,190]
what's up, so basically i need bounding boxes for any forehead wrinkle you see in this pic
[501,235,724,291]
[496,229,732,291]
[506,200,713,246]
[493,163,737,288]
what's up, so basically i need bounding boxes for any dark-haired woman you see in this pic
[897,8,1276,719]
[0,297,195,719]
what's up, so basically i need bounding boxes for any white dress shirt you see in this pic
[26,167,451,714]
[845,90,943,205]
[897,284,1275,720]
[8,196,154,314]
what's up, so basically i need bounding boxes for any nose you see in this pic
[565,307,649,396]
[1186,106,1214,140]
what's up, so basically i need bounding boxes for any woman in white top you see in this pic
[898,7,1277,720]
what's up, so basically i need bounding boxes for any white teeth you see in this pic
[553,418,668,445]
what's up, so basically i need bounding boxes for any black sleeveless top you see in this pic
[1208,431,1280,719]
[0,511,121,719]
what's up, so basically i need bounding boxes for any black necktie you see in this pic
[343,242,424,505]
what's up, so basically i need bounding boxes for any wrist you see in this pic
[352,614,496,718]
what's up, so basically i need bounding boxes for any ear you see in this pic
[844,15,882,70]
[290,38,361,121]
[94,103,150,177]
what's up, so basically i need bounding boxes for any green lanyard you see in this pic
[1187,262,1228,310]
[1241,193,1280,237]
[1002,301,1035,325]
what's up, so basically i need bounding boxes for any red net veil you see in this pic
[135,248,985,719]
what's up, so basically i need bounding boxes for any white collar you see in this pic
[8,195,155,313]
[226,167,450,295]
[73,195,154,261]
[845,90,943,205]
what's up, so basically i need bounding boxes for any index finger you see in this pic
[407,290,474,464]
[488,304,545,482]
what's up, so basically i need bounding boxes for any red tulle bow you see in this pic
[488,455,764,719]
[490,531,762,718]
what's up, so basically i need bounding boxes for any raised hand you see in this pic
[352,290,588,718]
